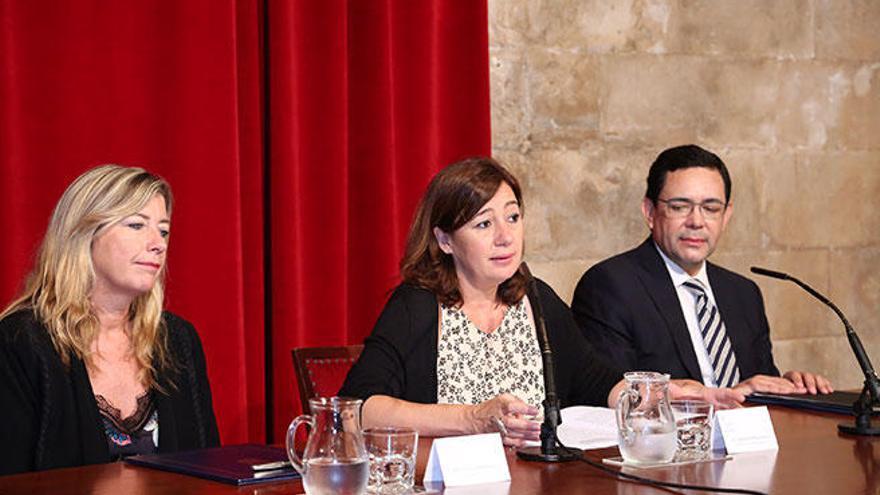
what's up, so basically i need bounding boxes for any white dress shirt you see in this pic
[654,243,720,387]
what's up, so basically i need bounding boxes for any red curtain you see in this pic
[0,0,489,444]
[266,0,490,441]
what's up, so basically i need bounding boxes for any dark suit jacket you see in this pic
[571,238,779,383]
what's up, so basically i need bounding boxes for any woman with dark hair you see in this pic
[0,165,219,474]
[341,157,743,446]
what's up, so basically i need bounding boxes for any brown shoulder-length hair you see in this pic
[400,156,527,307]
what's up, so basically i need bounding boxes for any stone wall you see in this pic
[489,0,880,389]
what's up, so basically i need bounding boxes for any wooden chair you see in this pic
[291,345,364,413]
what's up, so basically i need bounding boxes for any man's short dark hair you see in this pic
[645,145,732,203]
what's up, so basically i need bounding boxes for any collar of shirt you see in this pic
[653,242,711,291]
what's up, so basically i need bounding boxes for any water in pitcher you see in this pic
[302,457,370,495]
[619,419,677,464]
[616,371,677,465]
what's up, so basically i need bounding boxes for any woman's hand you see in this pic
[669,379,745,410]
[470,393,540,447]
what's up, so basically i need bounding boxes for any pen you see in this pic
[254,468,291,478]
[491,416,508,437]
[251,460,292,471]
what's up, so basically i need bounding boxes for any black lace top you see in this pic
[95,392,159,460]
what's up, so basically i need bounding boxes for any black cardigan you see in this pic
[0,310,220,475]
[340,280,622,407]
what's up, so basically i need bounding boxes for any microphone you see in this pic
[750,267,838,309]
[516,262,581,462]
[750,266,880,435]
[749,266,790,280]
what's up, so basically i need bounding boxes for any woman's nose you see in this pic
[148,229,167,253]
[495,222,513,245]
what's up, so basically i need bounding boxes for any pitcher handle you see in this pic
[286,414,315,474]
[616,388,637,443]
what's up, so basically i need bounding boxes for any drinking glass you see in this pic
[671,400,714,461]
[362,427,418,494]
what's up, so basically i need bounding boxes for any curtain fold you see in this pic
[266,0,489,442]
[0,0,489,444]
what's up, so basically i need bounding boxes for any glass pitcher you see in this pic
[615,371,677,464]
[287,397,369,495]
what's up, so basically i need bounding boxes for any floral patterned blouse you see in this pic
[436,298,544,408]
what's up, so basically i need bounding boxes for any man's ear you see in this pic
[641,197,656,231]
[433,226,453,254]
[720,200,734,231]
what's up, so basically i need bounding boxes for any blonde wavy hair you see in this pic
[0,165,174,389]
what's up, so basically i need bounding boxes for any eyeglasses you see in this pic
[656,198,727,220]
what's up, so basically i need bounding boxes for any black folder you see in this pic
[746,390,880,416]
[125,443,301,485]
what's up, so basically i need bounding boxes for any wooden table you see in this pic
[2,407,878,494]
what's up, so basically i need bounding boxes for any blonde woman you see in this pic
[0,166,218,475]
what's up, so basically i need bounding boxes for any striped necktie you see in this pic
[682,278,741,388]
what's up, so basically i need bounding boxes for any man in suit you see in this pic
[572,145,832,394]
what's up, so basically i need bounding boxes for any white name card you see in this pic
[423,433,511,487]
[715,406,779,454]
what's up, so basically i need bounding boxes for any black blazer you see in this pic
[340,280,622,408]
[571,238,779,383]
[0,310,220,475]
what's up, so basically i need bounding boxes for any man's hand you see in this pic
[734,372,833,396]
[669,379,745,410]
[734,374,803,395]
[782,370,833,395]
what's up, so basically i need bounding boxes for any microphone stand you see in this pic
[516,263,581,462]
[751,266,880,435]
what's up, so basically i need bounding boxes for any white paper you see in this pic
[715,406,779,454]
[422,433,511,487]
[523,406,619,451]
